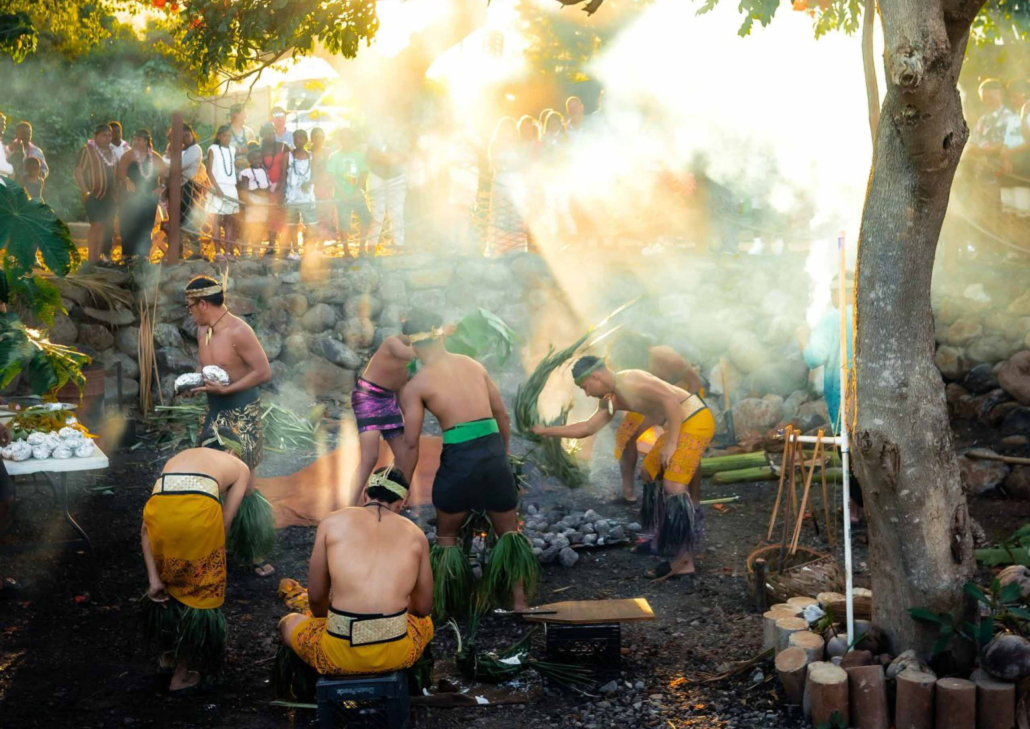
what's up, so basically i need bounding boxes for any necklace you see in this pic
[363,501,388,521]
[138,151,153,179]
[95,143,116,167]
[205,309,229,346]
[230,126,248,149]
[290,154,311,179]
[217,145,233,178]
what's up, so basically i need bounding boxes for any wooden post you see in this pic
[167,111,183,264]
[806,661,850,726]
[775,646,809,704]
[973,672,1015,729]
[790,433,823,553]
[754,558,769,613]
[787,596,818,611]
[768,426,792,541]
[935,678,975,729]
[788,630,825,663]
[896,669,936,729]
[775,616,809,655]
[763,608,798,650]
[846,664,889,729]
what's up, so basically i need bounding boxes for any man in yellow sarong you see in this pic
[276,466,433,686]
[533,356,714,587]
[141,448,251,694]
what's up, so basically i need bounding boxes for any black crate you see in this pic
[544,622,622,683]
[316,672,411,729]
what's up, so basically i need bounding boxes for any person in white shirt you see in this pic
[228,104,256,170]
[0,113,14,178]
[206,125,241,258]
[109,122,133,161]
[6,121,49,182]
[238,149,272,255]
[283,129,317,260]
[366,125,409,250]
[270,107,294,150]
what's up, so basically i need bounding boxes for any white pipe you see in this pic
[776,433,845,445]
[838,232,855,649]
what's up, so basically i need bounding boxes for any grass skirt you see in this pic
[140,596,227,674]
[271,642,319,701]
[483,531,538,605]
[641,481,661,531]
[655,493,702,557]
[430,544,474,621]
[226,490,276,566]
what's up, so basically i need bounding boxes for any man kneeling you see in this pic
[278,467,434,680]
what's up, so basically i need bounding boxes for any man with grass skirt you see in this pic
[184,275,276,577]
[398,309,537,617]
[140,448,252,694]
[533,356,714,588]
[275,467,433,692]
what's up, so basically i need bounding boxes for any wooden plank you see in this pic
[523,598,654,624]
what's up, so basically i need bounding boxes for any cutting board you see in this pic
[522,598,654,624]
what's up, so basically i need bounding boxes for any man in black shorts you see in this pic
[398,309,535,616]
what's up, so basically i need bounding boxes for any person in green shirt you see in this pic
[326,127,372,257]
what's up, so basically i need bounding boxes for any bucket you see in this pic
[57,364,105,432]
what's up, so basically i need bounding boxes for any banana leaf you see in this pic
[446,308,519,367]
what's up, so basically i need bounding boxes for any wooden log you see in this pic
[754,558,769,613]
[787,596,819,610]
[788,630,825,663]
[775,646,809,704]
[701,451,768,475]
[763,609,800,650]
[846,664,889,729]
[775,617,809,655]
[973,672,1015,729]
[712,466,776,484]
[806,661,850,726]
[767,427,792,541]
[770,603,803,616]
[817,591,846,609]
[895,669,936,729]
[935,677,976,729]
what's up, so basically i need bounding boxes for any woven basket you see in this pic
[746,544,845,606]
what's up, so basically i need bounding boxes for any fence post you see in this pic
[166,111,183,264]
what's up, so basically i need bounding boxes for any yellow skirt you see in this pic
[641,408,715,485]
[289,613,434,676]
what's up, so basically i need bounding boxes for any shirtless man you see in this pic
[277,466,434,679]
[348,324,456,505]
[399,309,535,615]
[184,275,275,576]
[141,448,251,692]
[533,356,714,585]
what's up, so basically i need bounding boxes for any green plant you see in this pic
[976,523,1030,566]
[815,712,848,729]
[445,308,520,368]
[909,578,1030,657]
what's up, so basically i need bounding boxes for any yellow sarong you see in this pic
[641,408,715,485]
[289,610,434,677]
[143,474,226,609]
[613,384,706,461]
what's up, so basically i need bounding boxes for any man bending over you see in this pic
[277,467,434,678]
[533,356,714,586]
[399,309,536,617]
[141,448,251,694]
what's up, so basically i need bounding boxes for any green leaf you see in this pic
[1008,607,1030,622]
[931,635,951,658]
[979,617,995,647]
[999,581,1023,605]
[908,607,944,625]
[0,178,78,278]
[26,348,59,394]
[965,581,991,606]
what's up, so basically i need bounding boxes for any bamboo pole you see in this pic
[790,432,823,554]
[166,111,183,264]
[768,425,792,541]
[839,231,855,648]
[820,430,835,546]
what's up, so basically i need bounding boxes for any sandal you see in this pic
[253,562,275,578]
[609,496,638,506]
[646,562,696,588]
[277,578,310,612]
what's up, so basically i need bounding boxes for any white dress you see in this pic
[205,144,240,215]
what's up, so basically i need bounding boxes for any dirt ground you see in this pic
[0,419,1027,728]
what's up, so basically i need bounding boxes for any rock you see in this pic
[558,547,580,568]
[1001,407,1030,436]
[372,327,401,350]
[609,525,626,541]
[335,317,375,350]
[1008,291,1030,315]
[300,303,338,333]
[998,565,1030,599]
[568,531,584,544]
[156,347,195,374]
[745,357,810,398]
[50,313,78,345]
[794,400,829,431]
[344,294,383,320]
[967,336,1011,365]
[348,264,380,294]
[268,360,287,385]
[599,680,619,695]
[565,513,584,528]
[78,323,114,352]
[180,316,198,341]
[998,351,1030,405]
[379,304,405,328]
[552,536,570,550]
[321,338,362,370]
[234,275,281,299]
[153,322,184,350]
[160,373,177,401]
[948,317,983,346]
[583,534,597,545]
[100,351,140,380]
[308,281,352,305]
[594,520,611,537]
[230,295,257,316]
[583,509,600,523]
[292,357,355,399]
[852,621,886,654]
[104,375,139,402]
[115,326,140,358]
[1005,466,1030,500]
[733,397,783,439]
[281,333,311,364]
[727,332,770,374]
[379,274,407,304]
[84,306,135,327]
[963,364,1000,394]
[279,271,301,285]
[408,289,447,314]
[406,267,453,290]
[281,293,309,318]
[531,538,546,549]
[256,330,282,361]
[839,650,873,669]
[475,288,507,312]
[958,450,1010,495]
[981,634,1030,681]
[886,650,933,680]
[935,345,968,380]
[826,635,848,659]
[538,546,559,565]
[627,522,642,532]
[782,390,808,421]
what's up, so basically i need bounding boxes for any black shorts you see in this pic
[84,193,115,226]
[432,432,517,514]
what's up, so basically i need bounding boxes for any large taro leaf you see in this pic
[447,308,519,366]
[0,177,78,278]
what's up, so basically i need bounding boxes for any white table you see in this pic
[1,446,109,561]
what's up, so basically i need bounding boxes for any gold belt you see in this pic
[327,610,408,646]
[153,473,220,499]
[680,394,706,422]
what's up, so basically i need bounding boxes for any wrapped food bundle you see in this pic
[32,444,51,460]
[44,433,62,450]
[75,442,95,458]
[27,432,47,446]
[9,442,32,461]
[52,445,73,459]
[0,446,11,460]
[202,366,231,386]
[174,373,204,395]
[58,427,81,440]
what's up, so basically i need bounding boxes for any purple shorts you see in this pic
[352,377,404,440]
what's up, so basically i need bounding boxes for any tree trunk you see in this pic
[862,0,880,141]
[853,0,986,657]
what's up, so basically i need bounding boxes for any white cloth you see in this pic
[111,139,132,161]
[284,153,315,204]
[205,144,240,215]
[1003,111,1026,149]
[367,171,406,247]
[0,144,12,177]
[239,167,270,192]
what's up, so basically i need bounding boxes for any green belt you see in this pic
[442,418,499,445]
